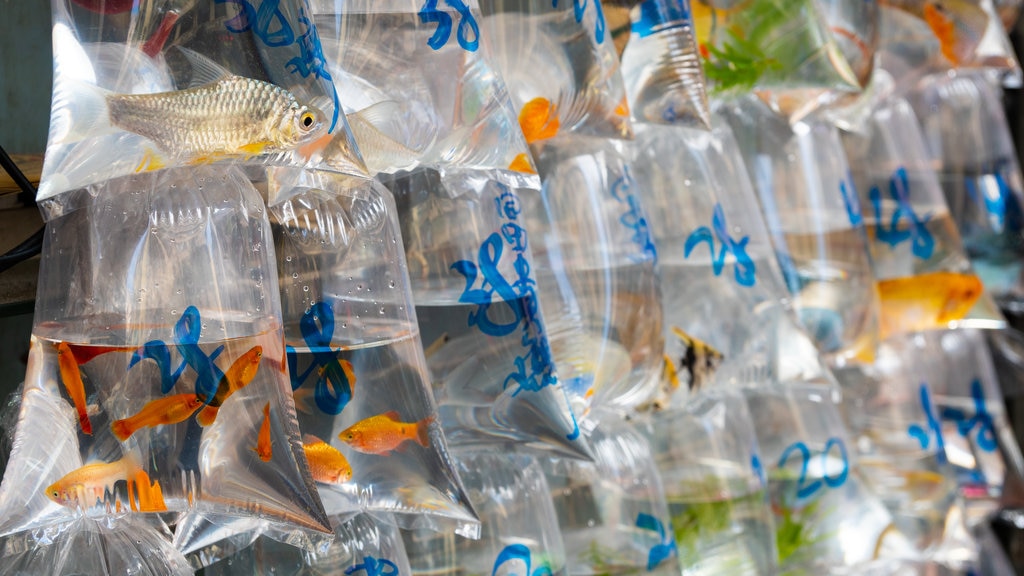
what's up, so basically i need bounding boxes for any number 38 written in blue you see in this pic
[419,0,480,52]
[777,437,849,500]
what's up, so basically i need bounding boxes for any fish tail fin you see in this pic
[78,408,94,436]
[50,77,116,145]
[196,405,218,427]
[110,419,134,442]
[416,415,436,447]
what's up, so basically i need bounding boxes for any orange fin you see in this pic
[416,415,436,447]
[382,410,401,421]
[239,141,272,157]
[508,153,537,174]
[196,405,219,427]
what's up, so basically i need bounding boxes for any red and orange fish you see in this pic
[196,345,263,427]
[55,341,92,435]
[253,402,273,462]
[338,411,434,455]
[110,393,205,441]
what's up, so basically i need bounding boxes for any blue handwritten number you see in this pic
[684,203,756,286]
[285,302,355,415]
[636,513,677,570]
[908,382,948,464]
[129,307,225,403]
[777,437,849,500]
[216,0,294,46]
[839,178,863,227]
[492,544,553,576]
[940,379,997,453]
[345,556,398,576]
[870,167,935,260]
[419,0,480,52]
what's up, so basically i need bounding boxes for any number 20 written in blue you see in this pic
[777,437,849,499]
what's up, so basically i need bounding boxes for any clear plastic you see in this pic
[310,0,588,458]
[197,512,413,576]
[815,0,880,91]
[637,389,779,576]
[38,0,369,206]
[403,451,568,576]
[0,167,332,547]
[692,0,862,122]
[837,71,1007,338]
[541,412,680,576]
[628,116,791,403]
[910,71,1024,316]
[876,1,1021,96]
[0,516,194,576]
[619,0,712,130]
[718,97,882,366]
[480,0,666,423]
[742,382,919,573]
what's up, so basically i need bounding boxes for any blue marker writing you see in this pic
[684,203,756,286]
[129,306,225,403]
[419,0,480,52]
[869,167,935,260]
[286,301,355,415]
[636,513,677,570]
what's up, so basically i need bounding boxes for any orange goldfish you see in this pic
[877,271,983,339]
[923,2,961,64]
[55,341,92,435]
[196,345,263,427]
[111,394,204,441]
[508,153,537,174]
[518,97,560,145]
[45,456,138,507]
[338,411,434,455]
[883,0,988,66]
[302,435,353,484]
[253,402,273,462]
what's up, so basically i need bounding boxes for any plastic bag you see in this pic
[0,166,331,548]
[619,0,712,130]
[541,412,679,576]
[481,0,666,423]
[38,0,368,205]
[692,0,862,122]
[403,451,568,576]
[816,0,881,91]
[314,0,589,457]
[0,516,193,576]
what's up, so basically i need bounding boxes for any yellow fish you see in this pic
[196,345,263,427]
[55,341,92,435]
[669,325,724,392]
[338,411,434,455]
[45,456,138,508]
[877,271,983,339]
[110,393,204,441]
[302,435,353,484]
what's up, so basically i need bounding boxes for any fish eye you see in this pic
[300,112,316,130]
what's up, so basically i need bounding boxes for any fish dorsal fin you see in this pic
[302,433,324,446]
[381,410,401,421]
[174,47,233,88]
[352,100,403,127]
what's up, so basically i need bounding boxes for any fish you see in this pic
[881,0,989,66]
[342,101,423,175]
[55,341,92,435]
[126,469,167,512]
[65,48,328,164]
[253,402,273,462]
[669,326,724,392]
[64,343,135,365]
[423,332,450,360]
[508,153,537,174]
[518,97,561,145]
[877,271,983,339]
[110,393,205,441]
[196,345,263,427]
[45,456,138,507]
[338,411,434,455]
[635,354,684,413]
[302,435,353,484]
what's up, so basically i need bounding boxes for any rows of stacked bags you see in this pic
[1,0,1024,573]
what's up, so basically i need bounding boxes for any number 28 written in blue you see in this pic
[419,0,480,52]
[777,437,849,499]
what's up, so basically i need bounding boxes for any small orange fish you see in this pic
[923,2,961,65]
[518,97,560,145]
[338,410,434,455]
[196,345,263,427]
[65,343,135,365]
[302,435,353,484]
[45,456,137,507]
[253,402,273,462]
[55,341,92,435]
[877,271,983,339]
[111,394,204,441]
[614,96,630,118]
[508,153,537,174]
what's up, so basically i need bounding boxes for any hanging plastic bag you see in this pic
[719,98,882,366]
[541,411,679,576]
[910,72,1024,317]
[312,0,589,457]
[198,512,413,576]
[815,0,881,91]
[0,516,194,576]
[403,451,568,576]
[480,0,666,424]
[619,0,712,130]
[837,71,1007,341]
[637,389,779,575]
[0,166,332,547]
[692,0,862,122]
